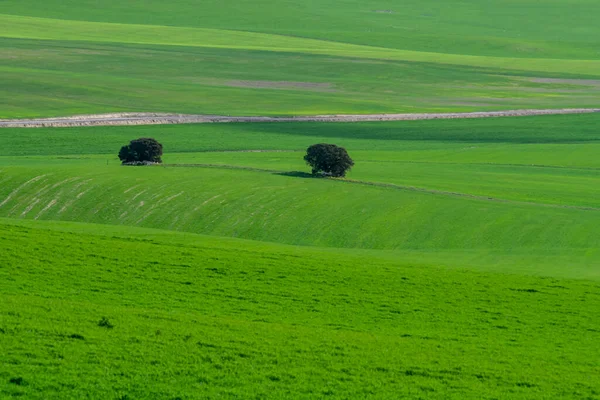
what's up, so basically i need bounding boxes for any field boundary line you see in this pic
[1,108,599,128]
[160,163,600,211]
[360,159,600,172]
[340,178,600,211]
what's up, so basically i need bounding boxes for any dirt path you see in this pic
[1,108,599,128]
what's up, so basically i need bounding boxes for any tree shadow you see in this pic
[273,171,315,179]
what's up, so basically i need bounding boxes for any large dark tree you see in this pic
[118,138,163,164]
[304,143,354,177]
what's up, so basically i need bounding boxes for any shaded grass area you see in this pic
[1,219,599,399]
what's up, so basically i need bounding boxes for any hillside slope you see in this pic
[2,114,599,277]
[1,218,599,399]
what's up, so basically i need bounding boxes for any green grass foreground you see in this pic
[1,219,599,399]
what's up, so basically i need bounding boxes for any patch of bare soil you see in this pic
[528,78,600,86]
[223,80,335,91]
[182,78,335,92]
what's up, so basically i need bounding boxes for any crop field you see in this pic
[1,0,600,117]
[2,113,600,399]
[1,219,599,399]
[2,0,600,399]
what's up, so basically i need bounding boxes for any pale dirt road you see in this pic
[1,108,599,128]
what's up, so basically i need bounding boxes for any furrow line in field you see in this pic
[341,179,600,212]
[160,163,600,212]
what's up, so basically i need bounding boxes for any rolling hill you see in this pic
[1,1,599,398]
[1,218,599,399]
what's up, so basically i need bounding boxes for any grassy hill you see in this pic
[1,218,599,399]
[2,114,600,279]
[2,1,600,398]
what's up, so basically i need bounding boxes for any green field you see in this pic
[1,219,599,399]
[1,0,600,117]
[2,114,600,398]
[2,1,600,398]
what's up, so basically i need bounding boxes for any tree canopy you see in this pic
[304,143,354,177]
[118,138,163,164]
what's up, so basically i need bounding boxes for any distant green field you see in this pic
[2,0,600,58]
[1,219,599,399]
[1,0,600,117]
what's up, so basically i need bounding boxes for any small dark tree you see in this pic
[118,138,163,164]
[304,143,354,177]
